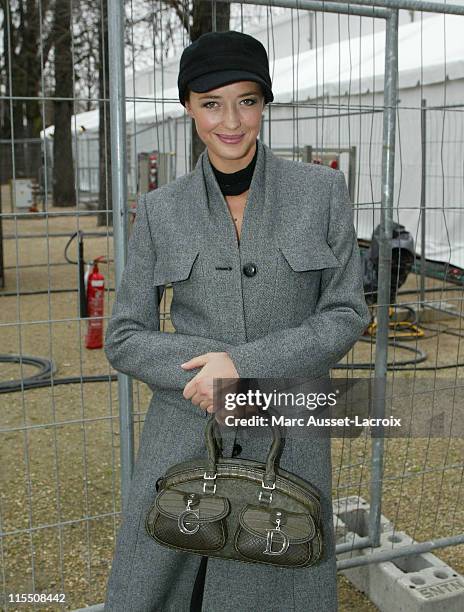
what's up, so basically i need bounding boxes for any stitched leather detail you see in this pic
[237,505,315,543]
[233,504,319,567]
[154,489,230,522]
[145,423,325,569]
[146,489,229,553]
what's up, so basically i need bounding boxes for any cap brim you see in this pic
[188,70,273,102]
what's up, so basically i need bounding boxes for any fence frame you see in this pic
[108,0,464,580]
[1,1,463,610]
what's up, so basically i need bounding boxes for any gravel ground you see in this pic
[1,207,463,611]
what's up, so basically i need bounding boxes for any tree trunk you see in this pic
[189,1,230,169]
[52,0,76,207]
[17,0,41,177]
[97,0,112,226]
[1,0,51,180]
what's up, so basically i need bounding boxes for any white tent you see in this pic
[42,13,464,267]
[273,12,464,100]
[42,13,463,134]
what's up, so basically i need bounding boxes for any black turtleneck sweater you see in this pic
[211,142,258,196]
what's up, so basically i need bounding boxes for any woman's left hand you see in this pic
[181,352,239,413]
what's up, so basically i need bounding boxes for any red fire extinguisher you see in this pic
[85,257,105,349]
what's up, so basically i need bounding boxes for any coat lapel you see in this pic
[190,140,282,344]
[181,144,282,458]
[198,138,267,248]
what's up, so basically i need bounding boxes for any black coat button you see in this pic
[232,443,243,457]
[243,263,257,277]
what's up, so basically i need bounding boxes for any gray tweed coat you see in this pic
[103,139,371,612]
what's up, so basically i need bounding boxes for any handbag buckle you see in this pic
[178,498,200,535]
[258,489,273,504]
[203,471,217,495]
[261,478,276,490]
[258,478,276,504]
[263,515,290,556]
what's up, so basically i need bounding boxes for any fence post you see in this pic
[368,8,399,548]
[108,0,134,511]
[420,98,427,304]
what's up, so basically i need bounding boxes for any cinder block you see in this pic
[395,565,464,611]
[333,495,394,542]
[333,496,464,611]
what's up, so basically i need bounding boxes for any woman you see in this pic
[104,30,370,612]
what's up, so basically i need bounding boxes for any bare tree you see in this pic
[94,0,231,226]
[0,0,54,178]
[187,2,230,166]
[66,2,100,113]
[124,1,232,167]
[52,0,75,206]
[97,0,111,226]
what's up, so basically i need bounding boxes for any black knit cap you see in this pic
[178,31,274,106]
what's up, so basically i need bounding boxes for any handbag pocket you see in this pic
[234,504,321,568]
[146,488,230,553]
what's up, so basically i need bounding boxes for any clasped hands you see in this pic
[181,351,239,414]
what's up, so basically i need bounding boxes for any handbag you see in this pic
[145,411,324,568]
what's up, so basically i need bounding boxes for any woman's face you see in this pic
[184,80,265,172]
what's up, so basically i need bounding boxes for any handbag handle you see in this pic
[204,408,284,490]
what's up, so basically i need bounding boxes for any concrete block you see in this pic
[333,495,394,541]
[333,496,464,611]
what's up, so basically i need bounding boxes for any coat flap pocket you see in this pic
[238,504,316,543]
[279,241,341,271]
[155,489,230,523]
[153,250,199,286]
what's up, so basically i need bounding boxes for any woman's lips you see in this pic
[216,133,244,144]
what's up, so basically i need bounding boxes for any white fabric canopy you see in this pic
[42,13,464,137]
[273,12,464,101]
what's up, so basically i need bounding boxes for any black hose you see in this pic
[0,288,115,297]
[334,339,428,369]
[78,231,87,318]
[0,354,56,392]
[0,284,460,299]
[397,286,463,295]
[0,373,117,394]
[64,231,113,266]
[333,303,464,371]
[0,231,115,298]
[1,297,463,394]
[0,354,117,394]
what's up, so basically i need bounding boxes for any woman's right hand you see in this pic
[181,352,239,414]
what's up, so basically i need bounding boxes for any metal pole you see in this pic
[348,145,357,203]
[207,0,391,18]
[212,0,217,31]
[0,175,4,289]
[320,0,464,16]
[420,98,427,305]
[208,0,464,18]
[338,532,464,570]
[368,8,399,549]
[108,0,134,511]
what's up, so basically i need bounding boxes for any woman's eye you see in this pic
[203,98,256,108]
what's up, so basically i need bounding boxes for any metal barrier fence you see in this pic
[1,0,464,610]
